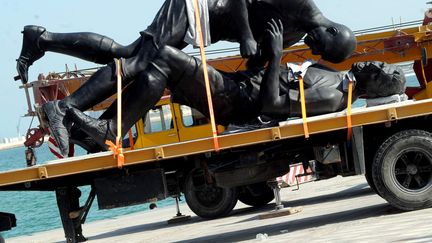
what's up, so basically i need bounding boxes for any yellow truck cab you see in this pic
[133,95,224,149]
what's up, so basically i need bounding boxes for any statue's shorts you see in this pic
[141,0,189,48]
[122,0,190,79]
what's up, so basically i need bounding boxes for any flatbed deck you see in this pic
[1,98,431,189]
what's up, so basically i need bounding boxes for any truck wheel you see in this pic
[238,182,274,207]
[372,130,432,211]
[184,172,238,219]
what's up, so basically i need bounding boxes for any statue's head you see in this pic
[352,61,406,98]
[305,23,357,63]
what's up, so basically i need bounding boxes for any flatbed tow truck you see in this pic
[1,16,432,242]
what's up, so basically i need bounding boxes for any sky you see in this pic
[0,0,428,139]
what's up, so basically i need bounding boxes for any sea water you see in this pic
[0,145,177,239]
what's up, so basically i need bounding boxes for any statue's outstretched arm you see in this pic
[259,19,290,116]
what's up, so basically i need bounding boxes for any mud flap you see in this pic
[94,169,167,209]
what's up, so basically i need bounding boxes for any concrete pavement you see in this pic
[7,175,432,243]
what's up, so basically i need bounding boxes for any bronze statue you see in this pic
[16,0,357,156]
[66,20,405,151]
[16,0,356,83]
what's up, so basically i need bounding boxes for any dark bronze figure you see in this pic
[66,20,405,152]
[16,0,356,83]
[16,0,358,156]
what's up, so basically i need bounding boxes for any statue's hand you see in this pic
[240,38,258,58]
[265,19,284,58]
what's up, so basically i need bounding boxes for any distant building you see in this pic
[1,137,24,144]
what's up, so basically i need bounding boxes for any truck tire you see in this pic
[365,172,380,196]
[365,136,385,197]
[372,130,432,211]
[238,182,274,207]
[366,164,382,197]
[184,172,238,219]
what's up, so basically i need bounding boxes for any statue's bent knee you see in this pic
[157,46,183,60]
[149,46,189,77]
[155,46,190,67]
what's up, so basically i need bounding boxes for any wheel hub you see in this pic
[406,164,418,175]
[195,184,223,207]
[394,149,432,191]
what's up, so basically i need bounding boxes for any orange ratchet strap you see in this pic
[298,76,310,139]
[128,129,135,150]
[192,0,220,152]
[346,78,354,142]
[106,58,125,168]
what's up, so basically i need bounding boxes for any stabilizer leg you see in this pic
[258,179,303,220]
[55,187,87,243]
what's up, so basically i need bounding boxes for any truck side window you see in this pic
[180,105,209,127]
[144,105,173,134]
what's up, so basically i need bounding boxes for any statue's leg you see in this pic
[94,45,201,125]
[70,125,104,153]
[66,46,229,149]
[27,0,190,155]
[40,31,141,64]
[40,36,160,156]
[67,63,168,149]
[41,60,123,156]
[16,25,141,84]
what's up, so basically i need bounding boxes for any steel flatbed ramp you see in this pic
[1,98,432,188]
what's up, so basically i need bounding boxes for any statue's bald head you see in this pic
[305,23,357,63]
[352,61,406,98]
